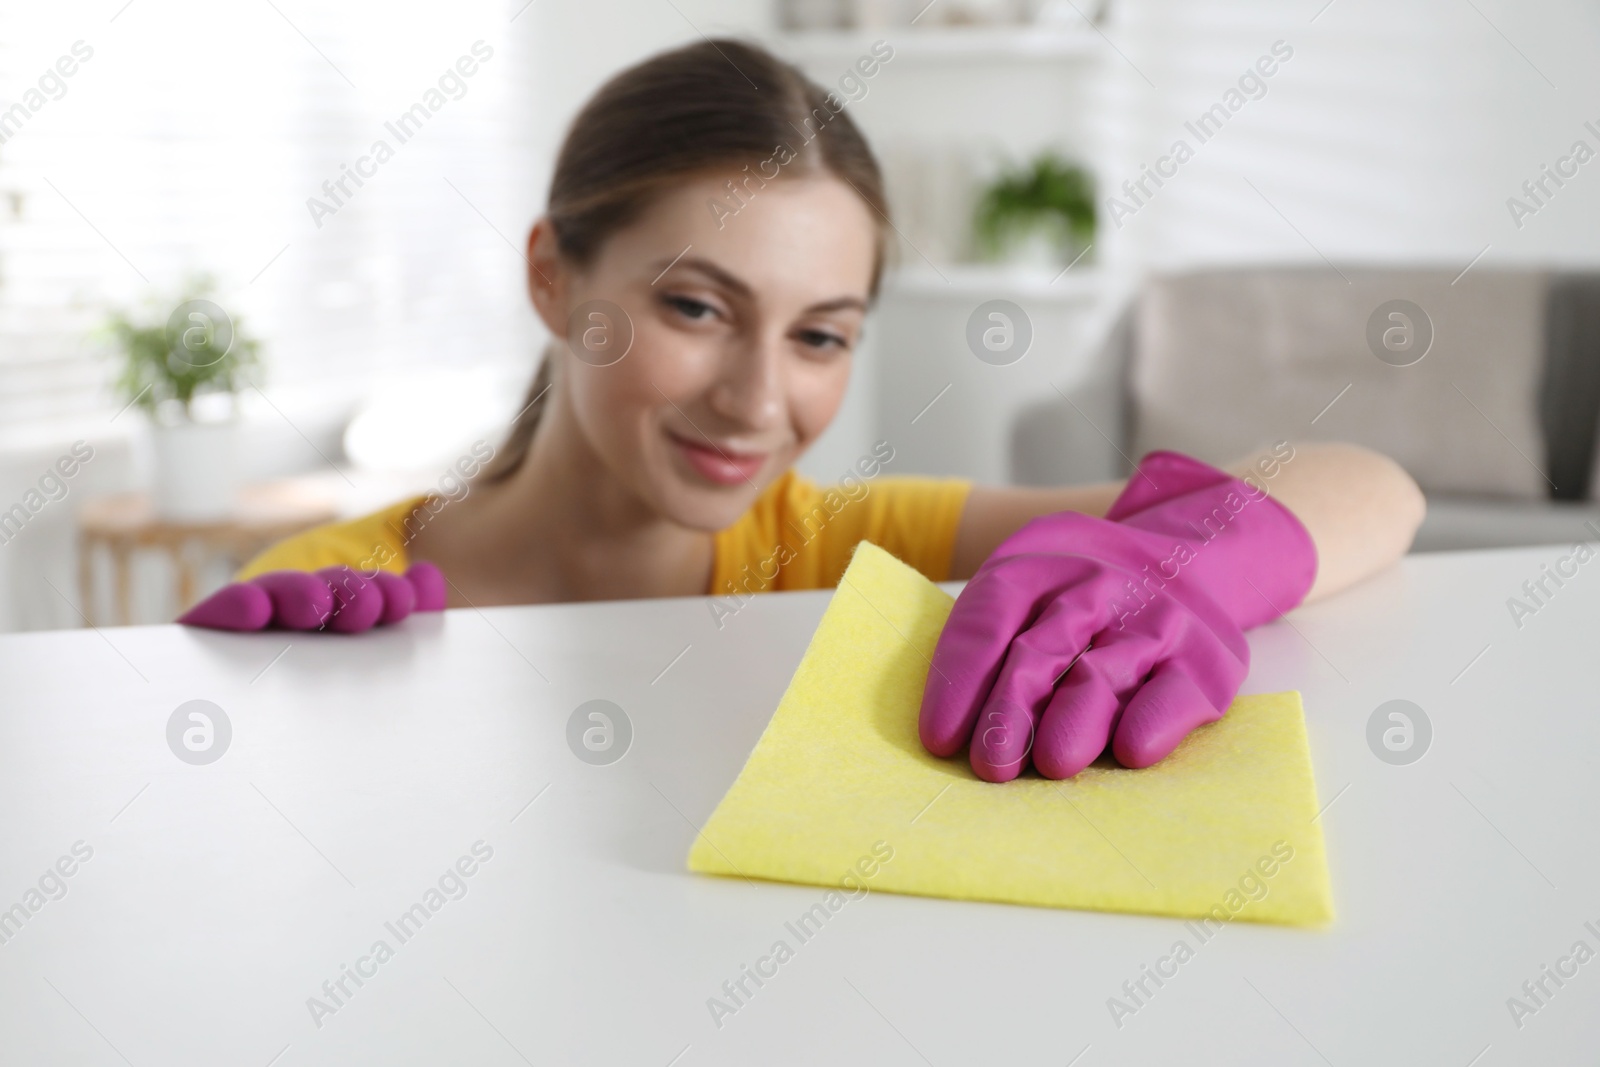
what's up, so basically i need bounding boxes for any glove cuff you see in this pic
[1108,450,1319,630]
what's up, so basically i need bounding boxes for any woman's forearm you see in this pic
[949,442,1426,596]
[1225,441,1425,603]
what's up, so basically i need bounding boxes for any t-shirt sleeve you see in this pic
[235,529,367,580]
[851,474,974,582]
[234,497,423,580]
[776,472,973,588]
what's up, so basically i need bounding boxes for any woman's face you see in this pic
[531,170,878,531]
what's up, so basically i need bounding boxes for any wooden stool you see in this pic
[76,481,338,626]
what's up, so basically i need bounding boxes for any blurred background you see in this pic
[2,0,1598,630]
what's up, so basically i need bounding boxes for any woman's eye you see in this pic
[797,329,847,352]
[664,295,716,321]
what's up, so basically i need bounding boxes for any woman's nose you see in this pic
[707,337,783,430]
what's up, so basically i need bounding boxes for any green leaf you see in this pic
[103,273,264,420]
[973,150,1097,258]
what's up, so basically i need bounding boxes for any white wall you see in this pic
[1096,0,1600,270]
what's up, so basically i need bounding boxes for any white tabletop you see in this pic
[0,544,1595,1065]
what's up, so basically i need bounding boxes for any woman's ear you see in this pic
[525,217,566,337]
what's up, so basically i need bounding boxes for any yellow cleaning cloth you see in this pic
[689,542,1334,927]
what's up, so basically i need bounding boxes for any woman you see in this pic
[187,38,1425,782]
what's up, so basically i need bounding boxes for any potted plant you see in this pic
[973,151,1096,270]
[108,277,261,521]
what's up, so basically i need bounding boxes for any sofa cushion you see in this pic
[1130,267,1550,499]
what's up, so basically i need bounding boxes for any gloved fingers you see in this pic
[987,578,1115,695]
[184,565,434,634]
[1030,629,1163,779]
[373,571,417,625]
[966,581,1123,779]
[1129,597,1250,712]
[405,561,447,611]
[968,696,1037,783]
[919,555,1101,759]
[1111,664,1229,769]
[177,582,273,631]
[316,566,385,633]
[251,570,334,630]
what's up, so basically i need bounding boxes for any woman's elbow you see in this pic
[1361,444,1427,560]
[1292,441,1426,602]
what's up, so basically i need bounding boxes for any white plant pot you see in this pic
[151,419,238,521]
[991,217,1084,272]
[1003,229,1063,271]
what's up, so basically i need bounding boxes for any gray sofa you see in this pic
[1014,266,1600,551]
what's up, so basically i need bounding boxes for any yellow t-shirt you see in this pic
[236,469,974,596]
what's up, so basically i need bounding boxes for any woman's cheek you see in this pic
[633,324,714,401]
[559,333,647,452]
[791,357,852,447]
[584,326,710,449]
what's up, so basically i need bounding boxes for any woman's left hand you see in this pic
[919,451,1317,781]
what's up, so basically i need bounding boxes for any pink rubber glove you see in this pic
[919,451,1316,782]
[178,562,447,633]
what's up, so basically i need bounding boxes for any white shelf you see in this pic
[776,25,1099,63]
[882,262,1101,301]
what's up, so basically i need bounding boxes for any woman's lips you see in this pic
[668,432,766,486]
